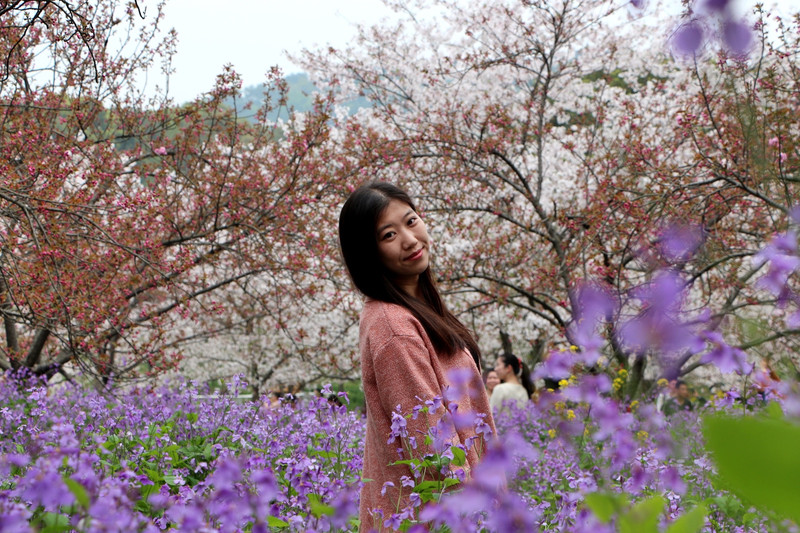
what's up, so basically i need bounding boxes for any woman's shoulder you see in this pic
[361,299,423,338]
[493,382,513,393]
[493,382,526,395]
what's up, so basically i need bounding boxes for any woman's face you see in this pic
[376,199,430,293]
[494,358,511,380]
[485,371,500,391]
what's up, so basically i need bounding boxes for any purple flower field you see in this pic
[1,369,799,532]
[3,222,800,532]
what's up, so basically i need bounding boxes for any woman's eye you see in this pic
[381,231,395,240]
[408,217,417,226]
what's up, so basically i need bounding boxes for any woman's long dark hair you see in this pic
[338,181,482,370]
[499,351,535,398]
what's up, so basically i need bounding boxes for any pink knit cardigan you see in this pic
[358,299,496,531]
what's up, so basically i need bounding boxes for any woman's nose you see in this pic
[399,228,417,248]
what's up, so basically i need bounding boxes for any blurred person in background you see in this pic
[490,352,534,412]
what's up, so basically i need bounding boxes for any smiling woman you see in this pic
[338,181,496,530]
[375,198,431,298]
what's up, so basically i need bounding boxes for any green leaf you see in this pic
[308,493,335,518]
[164,474,182,486]
[267,515,290,527]
[450,446,466,467]
[412,477,460,496]
[187,412,198,423]
[703,414,800,523]
[308,449,338,459]
[203,444,214,459]
[618,495,665,533]
[144,468,164,483]
[584,492,629,523]
[63,477,90,509]
[38,512,72,532]
[665,504,707,533]
[764,401,784,420]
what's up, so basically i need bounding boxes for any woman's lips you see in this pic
[405,249,424,261]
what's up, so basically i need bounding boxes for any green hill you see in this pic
[227,72,370,122]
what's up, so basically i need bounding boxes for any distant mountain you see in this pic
[226,73,370,122]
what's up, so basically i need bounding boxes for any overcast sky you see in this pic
[155,0,794,103]
[159,0,397,102]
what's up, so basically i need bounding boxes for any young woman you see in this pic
[338,182,495,530]
[490,352,534,412]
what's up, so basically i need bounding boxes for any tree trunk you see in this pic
[627,353,646,400]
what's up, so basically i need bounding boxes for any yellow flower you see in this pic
[548,429,557,439]
[566,409,576,421]
[612,378,623,391]
[569,345,579,352]
[636,430,649,442]
[558,379,569,389]
[657,378,669,387]
[618,368,628,378]
[554,401,566,411]
[630,400,640,412]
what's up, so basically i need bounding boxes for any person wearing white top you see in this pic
[489,352,534,412]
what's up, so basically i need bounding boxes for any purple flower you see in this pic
[389,410,408,441]
[700,331,753,374]
[630,270,687,314]
[18,467,74,511]
[659,223,704,263]
[660,466,687,494]
[790,205,800,225]
[474,413,493,438]
[208,456,243,487]
[409,492,422,507]
[572,282,617,324]
[703,0,730,12]
[753,231,800,298]
[425,396,443,413]
[561,374,612,405]
[722,20,753,55]
[383,512,403,530]
[380,481,395,497]
[567,282,616,365]
[534,349,574,381]
[0,503,32,532]
[617,271,706,360]
[618,313,705,357]
[672,20,705,56]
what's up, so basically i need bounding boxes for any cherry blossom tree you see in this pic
[298,0,798,395]
[0,0,356,386]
